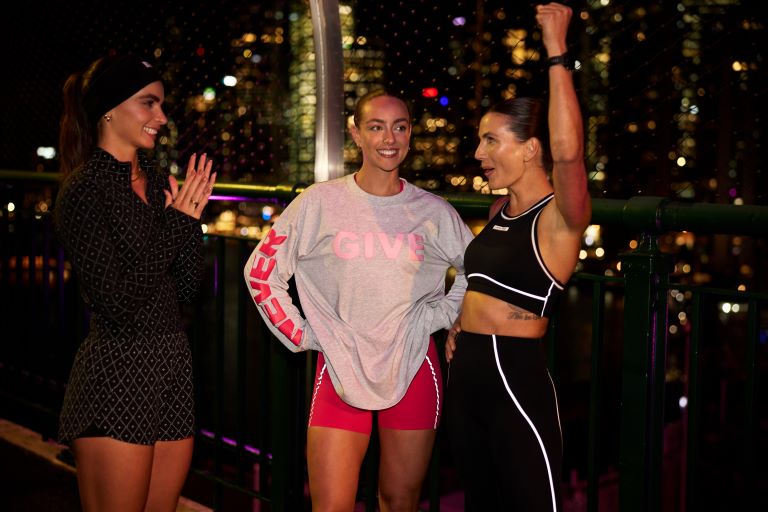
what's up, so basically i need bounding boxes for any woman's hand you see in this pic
[164,153,217,220]
[535,2,571,57]
[445,320,462,363]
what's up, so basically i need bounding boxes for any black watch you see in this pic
[547,52,574,71]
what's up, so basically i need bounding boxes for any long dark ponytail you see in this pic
[58,57,107,177]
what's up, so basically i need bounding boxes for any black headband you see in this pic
[82,55,162,122]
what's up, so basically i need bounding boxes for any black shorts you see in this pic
[58,332,194,445]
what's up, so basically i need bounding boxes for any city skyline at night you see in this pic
[2,1,763,196]
[1,1,765,291]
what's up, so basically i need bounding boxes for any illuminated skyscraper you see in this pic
[287,1,387,181]
[287,2,317,183]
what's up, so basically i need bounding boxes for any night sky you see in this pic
[2,1,765,204]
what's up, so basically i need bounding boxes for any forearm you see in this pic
[243,219,316,352]
[167,207,204,301]
[548,69,591,229]
[548,66,584,165]
[540,2,591,229]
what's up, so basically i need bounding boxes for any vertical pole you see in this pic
[743,300,759,510]
[214,236,226,509]
[308,0,345,182]
[236,240,248,489]
[269,275,309,511]
[587,280,605,512]
[618,232,671,512]
[684,292,702,512]
[269,338,291,512]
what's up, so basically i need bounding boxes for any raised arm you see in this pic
[536,2,591,232]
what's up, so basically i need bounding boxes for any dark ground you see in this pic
[0,437,81,512]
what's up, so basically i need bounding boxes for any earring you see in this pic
[103,113,112,122]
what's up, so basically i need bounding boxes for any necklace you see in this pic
[131,167,146,182]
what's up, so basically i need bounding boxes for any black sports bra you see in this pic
[464,194,564,318]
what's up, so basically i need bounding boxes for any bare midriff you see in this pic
[460,290,549,339]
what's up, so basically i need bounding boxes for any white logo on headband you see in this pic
[142,61,153,68]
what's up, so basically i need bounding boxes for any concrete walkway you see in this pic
[0,418,470,511]
[0,418,211,512]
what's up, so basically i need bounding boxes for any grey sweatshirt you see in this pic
[244,173,474,409]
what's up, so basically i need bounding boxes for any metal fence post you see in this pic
[268,336,305,511]
[618,231,671,512]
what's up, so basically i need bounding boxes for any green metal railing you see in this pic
[1,172,766,511]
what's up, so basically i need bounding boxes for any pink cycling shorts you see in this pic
[307,338,443,434]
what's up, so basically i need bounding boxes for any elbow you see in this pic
[571,195,592,232]
[549,136,583,165]
[550,151,584,168]
[559,191,591,233]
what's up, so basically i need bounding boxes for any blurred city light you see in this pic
[36,147,56,159]
[422,87,438,98]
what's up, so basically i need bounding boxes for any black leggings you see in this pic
[446,332,563,511]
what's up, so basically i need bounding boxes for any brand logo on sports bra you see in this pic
[492,225,509,231]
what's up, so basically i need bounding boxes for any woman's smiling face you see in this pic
[105,81,168,152]
[351,95,411,173]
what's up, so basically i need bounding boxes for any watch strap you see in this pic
[547,52,573,71]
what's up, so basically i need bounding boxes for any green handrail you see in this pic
[3,171,767,235]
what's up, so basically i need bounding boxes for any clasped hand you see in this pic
[164,153,217,220]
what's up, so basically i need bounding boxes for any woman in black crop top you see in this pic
[445,3,591,511]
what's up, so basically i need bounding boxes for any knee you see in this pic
[378,486,421,512]
[310,482,360,512]
[311,496,357,512]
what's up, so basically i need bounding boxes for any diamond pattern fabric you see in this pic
[54,148,202,445]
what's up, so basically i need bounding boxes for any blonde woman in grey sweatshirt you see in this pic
[244,90,473,511]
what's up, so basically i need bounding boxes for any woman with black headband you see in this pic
[54,54,216,511]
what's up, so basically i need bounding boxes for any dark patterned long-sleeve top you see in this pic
[54,148,203,341]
